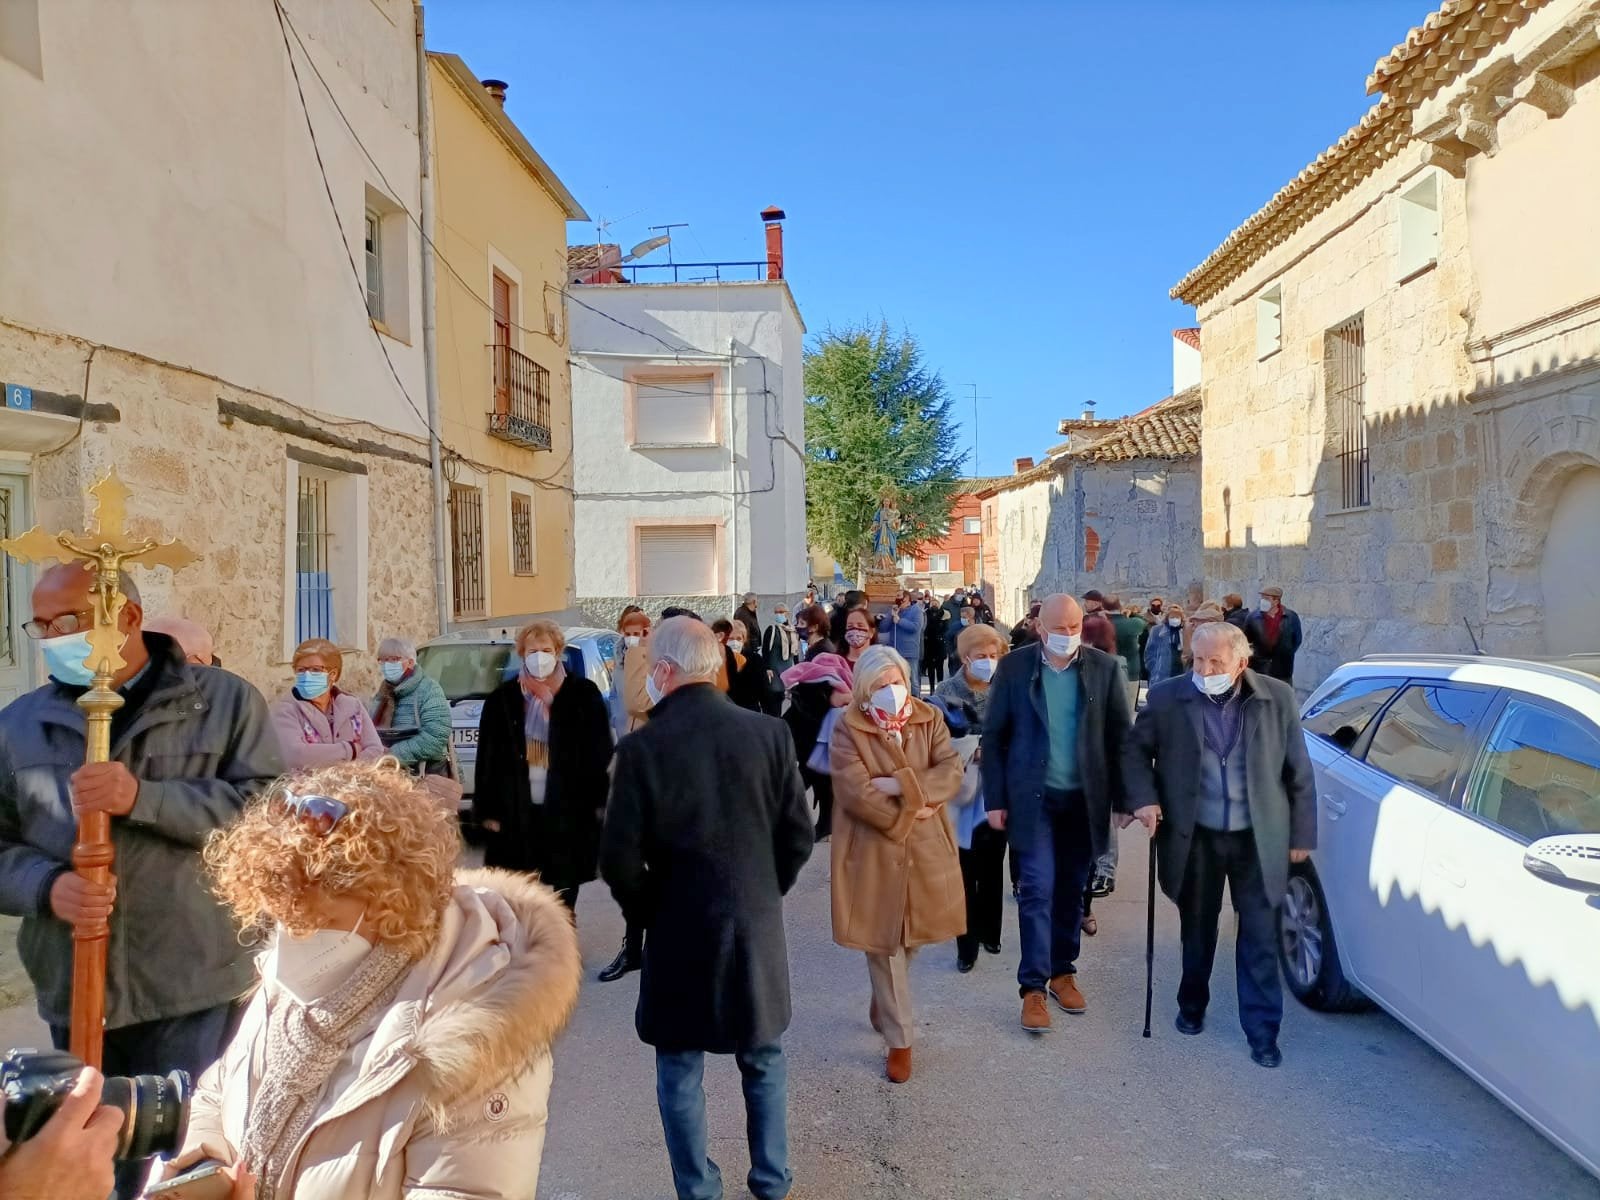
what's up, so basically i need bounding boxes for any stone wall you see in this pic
[17,331,439,701]
[988,459,1202,627]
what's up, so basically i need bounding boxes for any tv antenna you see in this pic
[649,222,689,265]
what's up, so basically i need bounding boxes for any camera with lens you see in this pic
[1,1048,191,1161]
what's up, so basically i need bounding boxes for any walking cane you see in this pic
[1142,835,1157,1039]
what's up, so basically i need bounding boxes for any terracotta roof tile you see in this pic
[1079,387,1201,464]
[1367,0,1552,105]
[567,243,620,272]
[1173,327,1201,350]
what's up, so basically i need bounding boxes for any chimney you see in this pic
[1081,399,1098,421]
[1014,456,1035,474]
[761,205,786,280]
[482,79,508,107]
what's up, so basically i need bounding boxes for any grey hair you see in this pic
[651,615,723,681]
[377,636,417,659]
[850,644,912,707]
[1191,621,1250,662]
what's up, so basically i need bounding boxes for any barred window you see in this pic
[511,492,534,576]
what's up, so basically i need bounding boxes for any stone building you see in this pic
[0,0,436,702]
[978,379,1203,626]
[1172,0,1600,689]
[427,52,586,628]
[568,212,809,628]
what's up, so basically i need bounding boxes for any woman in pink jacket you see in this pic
[151,760,582,1200]
[270,638,383,770]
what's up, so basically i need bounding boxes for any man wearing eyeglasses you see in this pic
[0,562,282,1195]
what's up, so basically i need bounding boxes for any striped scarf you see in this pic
[521,666,564,770]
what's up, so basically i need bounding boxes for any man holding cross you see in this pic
[0,563,280,1161]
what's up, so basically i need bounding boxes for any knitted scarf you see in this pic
[240,944,414,1200]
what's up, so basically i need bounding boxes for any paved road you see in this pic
[0,830,1591,1198]
[539,825,1597,1200]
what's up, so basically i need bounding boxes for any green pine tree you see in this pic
[804,323,965,573]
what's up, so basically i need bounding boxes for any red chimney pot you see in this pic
[762,206,786,281]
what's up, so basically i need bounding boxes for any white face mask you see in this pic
[1193,670,1235,697]
[1045,632,1080,659]
[524,650,557,679]
[624,635,642,648]
[1260,598,1276,612]
[871,684,909,715]
[1167,617,1183,628]
[264,917,373,1006]
[967,657,997,682]
[726,640,744,655]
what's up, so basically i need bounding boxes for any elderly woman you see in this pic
[369,636,452,772]
[618,606,653,736]
[830,645,965,1084]
[151,761,580,1200]
[762,602,801,713]
[271,638,383,771]
[473,620,614,911]
[935,621,1009,972]
[713,616,767,712]
[1143,604,1187,685]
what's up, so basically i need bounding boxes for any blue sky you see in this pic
[428,0,1429,477]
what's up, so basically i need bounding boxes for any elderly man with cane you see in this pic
[1121,621,1315,1068]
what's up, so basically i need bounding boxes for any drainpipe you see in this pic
[415,3,449,635]
[727,337,738,602]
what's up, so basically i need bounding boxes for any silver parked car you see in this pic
[415,627,623,801]
[1282,653,1600,1179]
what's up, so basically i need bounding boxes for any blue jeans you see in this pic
[655,1041,791,1200]
[1013,789,1094,995]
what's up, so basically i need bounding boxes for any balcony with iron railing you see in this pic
[488,343,553,451]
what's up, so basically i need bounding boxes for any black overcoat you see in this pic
[1121,670,1317,907]
[601,684,814,1053]
[473,675,614,890]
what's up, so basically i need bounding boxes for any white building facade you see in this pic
[569,279,809,625]
[0,0,436,699]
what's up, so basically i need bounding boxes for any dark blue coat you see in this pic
[979,643,1133,857]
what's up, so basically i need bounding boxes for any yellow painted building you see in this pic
[427,52,586,623]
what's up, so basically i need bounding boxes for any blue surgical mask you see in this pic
[41,631,98,687]
[645,667,666,707]
[380,661,406,684]
[776,614,789,624]
[296,670,330,699]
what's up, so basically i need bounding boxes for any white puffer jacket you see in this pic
[168,869,581,1199]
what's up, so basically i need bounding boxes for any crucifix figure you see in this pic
[0,469,199,1066]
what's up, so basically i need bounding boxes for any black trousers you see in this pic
[956,823,1007,960]
[52,1002,241,1199]
[1177,827,1283,1046]
[923,656,945,687]
[806,769,834,839]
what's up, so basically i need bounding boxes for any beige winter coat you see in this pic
[829,701,966,955]
[164,869,581,1200]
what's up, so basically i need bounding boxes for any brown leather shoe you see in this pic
[1020,991,1052,1033]
[886,1046,912,1083]
[869,997,883,1035]
[1049,973,1087,1014]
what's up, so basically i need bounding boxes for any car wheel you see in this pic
[1278,865,1368,1012]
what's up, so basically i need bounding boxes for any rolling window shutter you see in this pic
[635,377,713,444]
[639,526,716,595]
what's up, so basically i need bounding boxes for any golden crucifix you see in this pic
[0,469,199,1067]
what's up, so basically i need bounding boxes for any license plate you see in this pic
[453,728,478,746]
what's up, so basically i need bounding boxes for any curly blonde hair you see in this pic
[204,759,460,958]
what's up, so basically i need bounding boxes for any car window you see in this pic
[1465,699,1600,841]
[417,643,513,701]
[1363,683,1493,801]
[1303,676,1404,748]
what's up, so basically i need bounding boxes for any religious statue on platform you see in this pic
[869,486,901,569]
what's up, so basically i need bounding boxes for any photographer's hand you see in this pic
[0,1067,121,1200]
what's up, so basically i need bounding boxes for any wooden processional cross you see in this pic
[0,469,200,1067]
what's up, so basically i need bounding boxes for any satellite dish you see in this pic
[623,234,671,263]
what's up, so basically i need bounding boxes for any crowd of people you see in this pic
[0,559,1314,1200]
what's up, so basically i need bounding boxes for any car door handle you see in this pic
[1323,795,1347,819]
[1429,856,1467,887]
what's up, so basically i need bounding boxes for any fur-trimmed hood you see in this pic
[401,868,582,1118]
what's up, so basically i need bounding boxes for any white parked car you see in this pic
[415,627,623,803]
[1281,653,1600,1179]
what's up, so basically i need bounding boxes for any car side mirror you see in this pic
[1330,725,1360,751]
[1523,835,1600,896]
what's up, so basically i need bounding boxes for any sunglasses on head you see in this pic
[271,789,349,837]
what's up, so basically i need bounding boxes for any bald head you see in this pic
[30,561,148,684]
[145,616,215,666]
[1038,593,1082,634]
